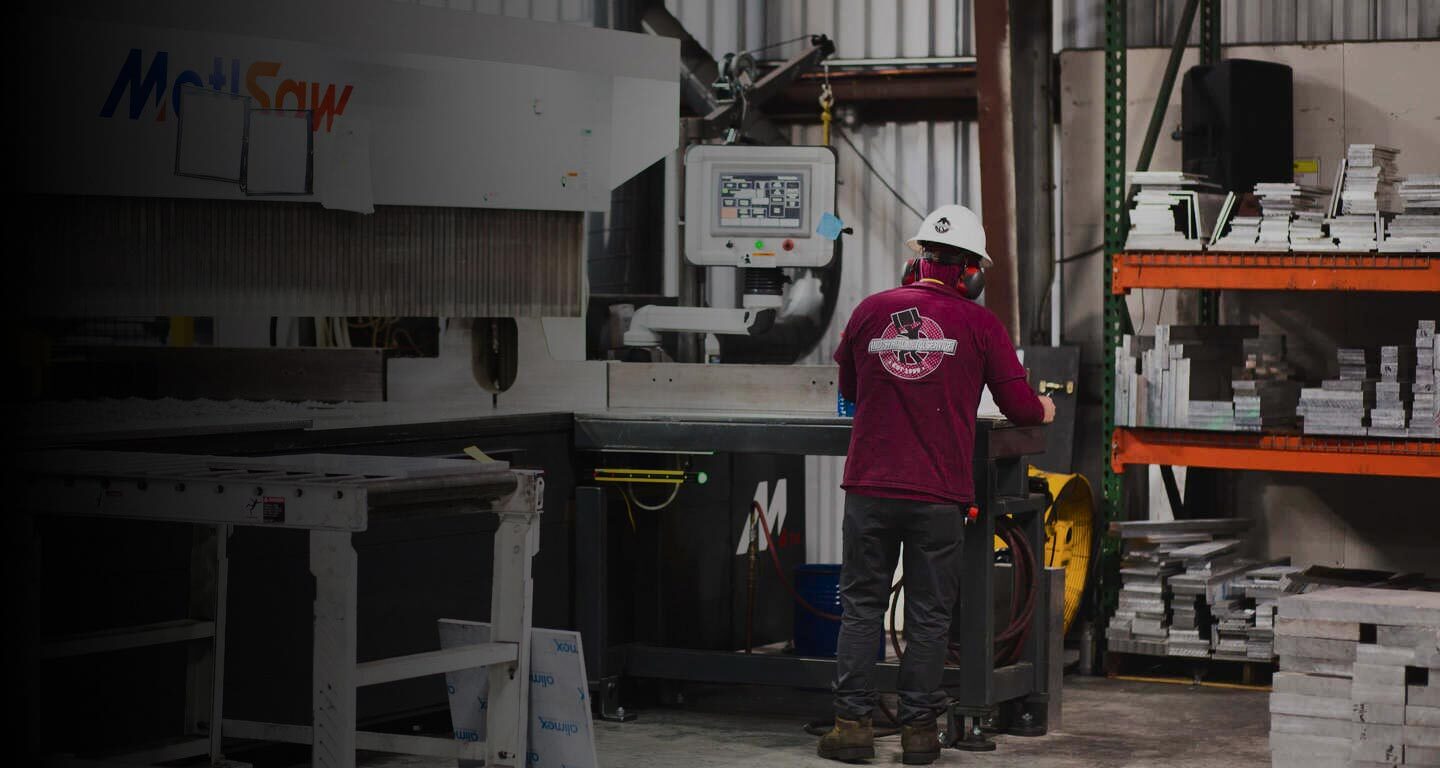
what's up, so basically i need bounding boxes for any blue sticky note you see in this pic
[817,212,844,241]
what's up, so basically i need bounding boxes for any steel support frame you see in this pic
[574,423,1054,742]
[1101,0,1224,657]
[28,457,544,768]
[1198,0,1222,325]
[30,524,231,767]
[1099,0,1128,634]
[292,471,545,768]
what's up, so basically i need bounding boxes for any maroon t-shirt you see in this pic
[833,281,1044,504]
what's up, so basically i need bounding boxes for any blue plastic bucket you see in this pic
[793,564,843,657]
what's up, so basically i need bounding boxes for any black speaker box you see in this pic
[1182,59,1293,192]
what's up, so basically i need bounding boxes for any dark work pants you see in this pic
[832,492,964,724]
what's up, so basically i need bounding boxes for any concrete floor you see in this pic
[348,675,1270,768]
[584,676,1270,768]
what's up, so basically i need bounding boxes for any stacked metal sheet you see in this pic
[1290,211,1334,251]
[1413,321,1440,439]
[1166,539,1241,657]
[1254,183,1332,251]
[1123,171,1225,251]
[1186,400,1238,431]
[1234,565,1302,661]
[1371,345,1417,437]
[1382,175,1440,253]
[1113,325,1258,430]
[1105,519,1254,658]
[1328,214,1381,252]
[1232,335,1302,431]
[1111,539,1184,655]
[1343,144,1403,215]
[1270,587,1440,768]
[1300,348,1376,436]
[1214,214,1261,250]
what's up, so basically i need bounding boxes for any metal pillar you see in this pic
[975,0,1022,344]
[1010,0,1056,346]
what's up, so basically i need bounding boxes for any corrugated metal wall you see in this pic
[424,0,1435,562]
[394,0,597,24]
[416,0,1438,50]
[29,198,586,318]
[1062,0,1440,48]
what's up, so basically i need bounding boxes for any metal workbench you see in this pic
[23,450,544,768]
[571,412,1058,747]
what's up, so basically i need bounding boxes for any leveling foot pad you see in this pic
[950,735,998,752]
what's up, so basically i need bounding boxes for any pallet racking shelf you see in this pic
[1112,251,1440,293]
[1097,0,1440,670]
[1111,427,1440,479]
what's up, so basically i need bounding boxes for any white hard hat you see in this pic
[906,204,991,267]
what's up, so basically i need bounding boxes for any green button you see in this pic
[697,471,709,485]
[754,240,765,250]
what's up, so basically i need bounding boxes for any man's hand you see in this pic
[1038,395,1056,424]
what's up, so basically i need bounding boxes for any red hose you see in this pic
[890,513,1041,668]
[752,501,842,621]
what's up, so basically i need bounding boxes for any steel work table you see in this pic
[571,411,1058,747]
[23,450,544,768]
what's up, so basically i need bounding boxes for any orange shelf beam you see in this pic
[1111,427,1440,479]
[1111,251,1440,293]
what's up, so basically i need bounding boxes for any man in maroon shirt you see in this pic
[818,205,1053,765]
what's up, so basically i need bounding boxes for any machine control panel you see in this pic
[686,145,837,268]
[717,173,804,229]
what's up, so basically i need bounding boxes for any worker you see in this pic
[818,204,1055,765]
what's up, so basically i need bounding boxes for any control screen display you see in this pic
[717,172,804,229]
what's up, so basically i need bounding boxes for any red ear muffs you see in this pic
[960,263,986,300]
[900,257,921,286]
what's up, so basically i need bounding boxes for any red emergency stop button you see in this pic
[965,505,980,524]
[782,239,795,251]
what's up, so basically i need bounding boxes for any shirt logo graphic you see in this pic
[867,307,956,380]
[934,217,951,233]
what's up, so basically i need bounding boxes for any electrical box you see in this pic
[685,145,838,268]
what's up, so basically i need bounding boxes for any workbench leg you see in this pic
[185,524,230,764]
[1008,509,1049,737]
[575,487,631,721]
[954,505,995,707]
[310,530,358,768]
[949,503,998,751]
[486,472,542,768]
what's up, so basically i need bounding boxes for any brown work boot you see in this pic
[817,716,875,762]
[901,720,941,765]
